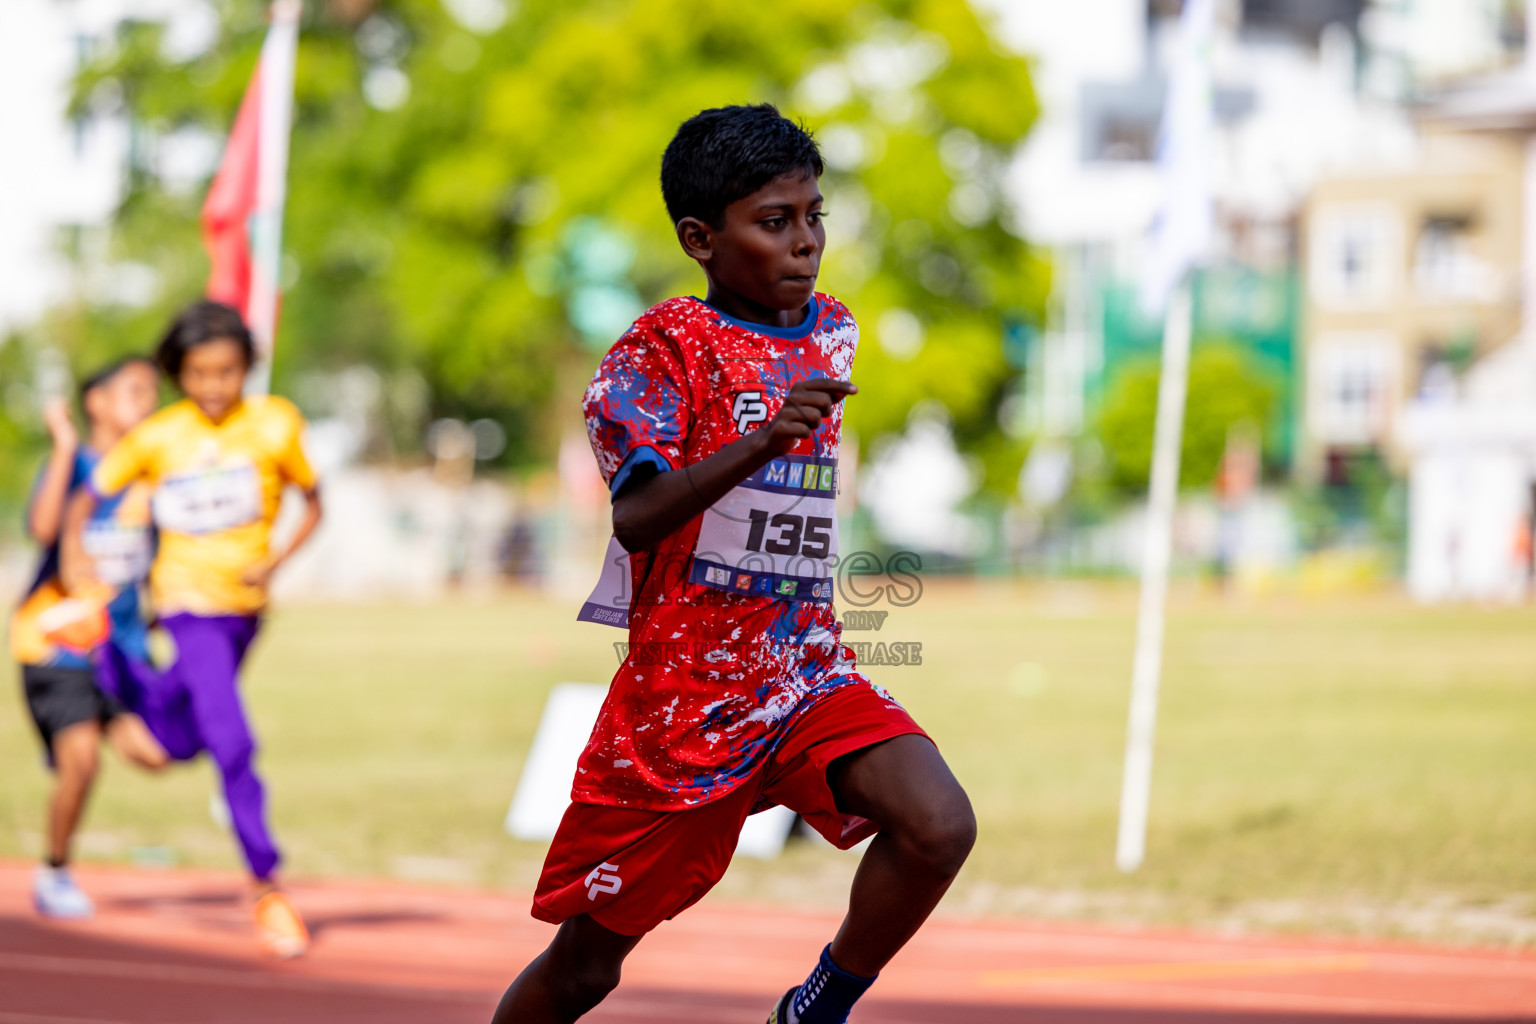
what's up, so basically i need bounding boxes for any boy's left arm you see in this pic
[612,378,855,552]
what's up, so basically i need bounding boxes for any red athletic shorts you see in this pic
[531,682,927,936]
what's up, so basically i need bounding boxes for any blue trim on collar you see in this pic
[693,296,819,341]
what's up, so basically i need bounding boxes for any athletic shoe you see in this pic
[33,865,94,919]
[766,987,795,1024]
[254,890,309,959]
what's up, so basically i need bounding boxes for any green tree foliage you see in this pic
[1094,344,1278,493]
[62,0,1047,464]
[0,335,45,527]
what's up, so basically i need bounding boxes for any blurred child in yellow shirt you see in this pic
[64,301,323,958]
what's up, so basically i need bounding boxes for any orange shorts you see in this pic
[531,682,927,936]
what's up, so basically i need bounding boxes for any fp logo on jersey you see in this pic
[732,391,769,433]
[585,861,622,901]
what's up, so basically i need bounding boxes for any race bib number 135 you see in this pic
[691,454,838,602]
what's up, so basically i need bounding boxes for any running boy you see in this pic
[11,359,168,918]
[62,300,323,958]
[494,105,976,1024]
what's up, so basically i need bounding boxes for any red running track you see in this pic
[0,862,1531,1023]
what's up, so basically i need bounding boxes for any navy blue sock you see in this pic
[789,944,876,1024]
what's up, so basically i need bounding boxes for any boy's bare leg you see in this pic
[105,713,168,770]
[47,722,103,864]
[825,734,976,978]
[492,914,643,1024]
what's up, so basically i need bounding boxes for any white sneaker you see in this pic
[33,865,94,919]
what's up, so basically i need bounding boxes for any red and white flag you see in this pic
[202,0,301,394]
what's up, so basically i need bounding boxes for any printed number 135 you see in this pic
[745,510,832,559]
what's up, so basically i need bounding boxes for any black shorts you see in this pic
[20,664,122,755]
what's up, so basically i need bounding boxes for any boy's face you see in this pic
[180,338,249,423]
[680,170,825,313]
[85,363,159,437]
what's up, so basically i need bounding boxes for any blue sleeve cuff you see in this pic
[609,446,674,499]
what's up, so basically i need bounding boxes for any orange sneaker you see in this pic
[254,890,310,959]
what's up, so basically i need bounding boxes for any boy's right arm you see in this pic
[26,398,80,546]
[612,378,855,553]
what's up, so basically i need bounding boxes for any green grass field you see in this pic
[3,583,1532,943]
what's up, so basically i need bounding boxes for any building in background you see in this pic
[971,0,1530,581]
[1002,0,1389,454]
[1302,127,1523,474]
[1394,46,1536,602]
[996,0,1522,472]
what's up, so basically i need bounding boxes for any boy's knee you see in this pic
[550,954,623,1014]
[900,791,977,878]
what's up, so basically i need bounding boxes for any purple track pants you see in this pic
[98,614,280,880]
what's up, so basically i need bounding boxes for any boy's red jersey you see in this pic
[579,293,877,810]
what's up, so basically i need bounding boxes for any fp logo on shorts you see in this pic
[585,862,622,901]
[732,391,769,433]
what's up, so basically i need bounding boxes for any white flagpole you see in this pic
[245,0,301,396]
[1115,280,1192,872]
[1116,0,1214,872]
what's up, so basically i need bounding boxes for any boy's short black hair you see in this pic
[661,104,823,226]
[79,355,157,404]
[156,300,255,379]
